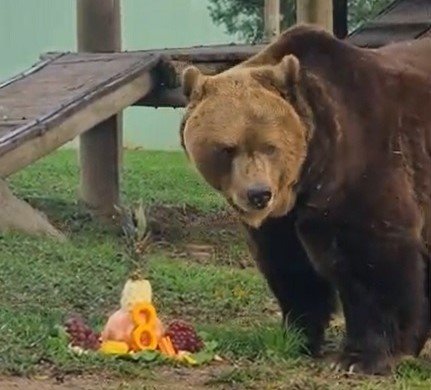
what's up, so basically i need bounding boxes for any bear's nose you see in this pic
[247,185,272,209]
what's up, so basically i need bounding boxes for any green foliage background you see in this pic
[207,0,394,42]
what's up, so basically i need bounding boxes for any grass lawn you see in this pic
[1,149,430,389]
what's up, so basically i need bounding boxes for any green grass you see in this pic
[1,149,430,389]
[9,149,225,212]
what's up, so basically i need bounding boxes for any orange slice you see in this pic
[131,302,157,326]
[131,324,158,351]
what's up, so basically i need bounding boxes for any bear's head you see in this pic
[180,55,310,228]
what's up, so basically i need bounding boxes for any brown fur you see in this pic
[180,24,431,375]
[181,55,308,227]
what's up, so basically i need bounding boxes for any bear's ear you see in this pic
[251,54,300,91]
[182,66,203,100]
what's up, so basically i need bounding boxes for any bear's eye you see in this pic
[217,145,236,158]
[262,144,277,156]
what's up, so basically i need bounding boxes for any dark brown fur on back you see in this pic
[246,26,431,374]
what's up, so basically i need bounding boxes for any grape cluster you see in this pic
[165,320,204,353]
[64,315,101,351]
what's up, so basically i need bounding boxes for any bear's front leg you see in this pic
[335,233,429,375]
[246,213,337,356]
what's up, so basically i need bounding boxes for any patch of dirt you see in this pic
[0,365,229,390]
[23,198,252,268]
[147,204,252,268]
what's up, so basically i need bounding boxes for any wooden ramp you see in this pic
[348,0,431,48]
[0,52,161,177]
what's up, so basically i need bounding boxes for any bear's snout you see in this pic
[246,185,272,210]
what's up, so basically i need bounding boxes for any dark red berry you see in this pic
[165,320,204,353]
[64,315,100,351]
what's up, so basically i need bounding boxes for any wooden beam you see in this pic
[296,0,333,33]
[76,0,122,219]
[264,0,281,41]
[0,72,154,177]
[137,87,187,108]
[136,59,239,107]
[0,179,66,241]
[41,44,266,64]
[333,0,348,39]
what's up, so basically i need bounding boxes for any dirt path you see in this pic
[0,366,229,390]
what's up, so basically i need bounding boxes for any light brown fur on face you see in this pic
[181,56,308,227]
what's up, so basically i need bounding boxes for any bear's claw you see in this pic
[330,352,393,375]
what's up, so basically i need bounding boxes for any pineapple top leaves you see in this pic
[114,199,152,276]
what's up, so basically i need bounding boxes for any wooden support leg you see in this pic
[0,179,65,241]
[296,0,333,33]
[264,0,281,42]
[78,115,121,218]
[76,0,122,220]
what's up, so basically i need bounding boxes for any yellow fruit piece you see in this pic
[120,278,152,310]
[131,324,158,351]
[100,340,129,355]
[177,351,197,365]
[131,302,157,326]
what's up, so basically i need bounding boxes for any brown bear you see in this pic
[179,24,431,375]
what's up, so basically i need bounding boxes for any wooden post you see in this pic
[296,0,333,33]
[264,0,280,41]
[76,0,122,220]
[333,0,348,39]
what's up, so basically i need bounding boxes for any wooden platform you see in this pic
[348,0,431,48]
[0,52,160,176]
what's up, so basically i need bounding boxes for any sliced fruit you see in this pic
[100,340,129,355]
[131,324,158,351]
[158,336,176,357]
[131,302,157,326]
[177,350,197,365]
[120,278,152,311]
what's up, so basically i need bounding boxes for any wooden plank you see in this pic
[41,44,264,65]
[0,53,66,90]
[0,125,19,139]
[0,71,154,177]
[348,0,431,47]
[0,120,27,138]
[138,87,186,108]
[0,53,159,126]
[0,53,160,155]
[135,58,239,107]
